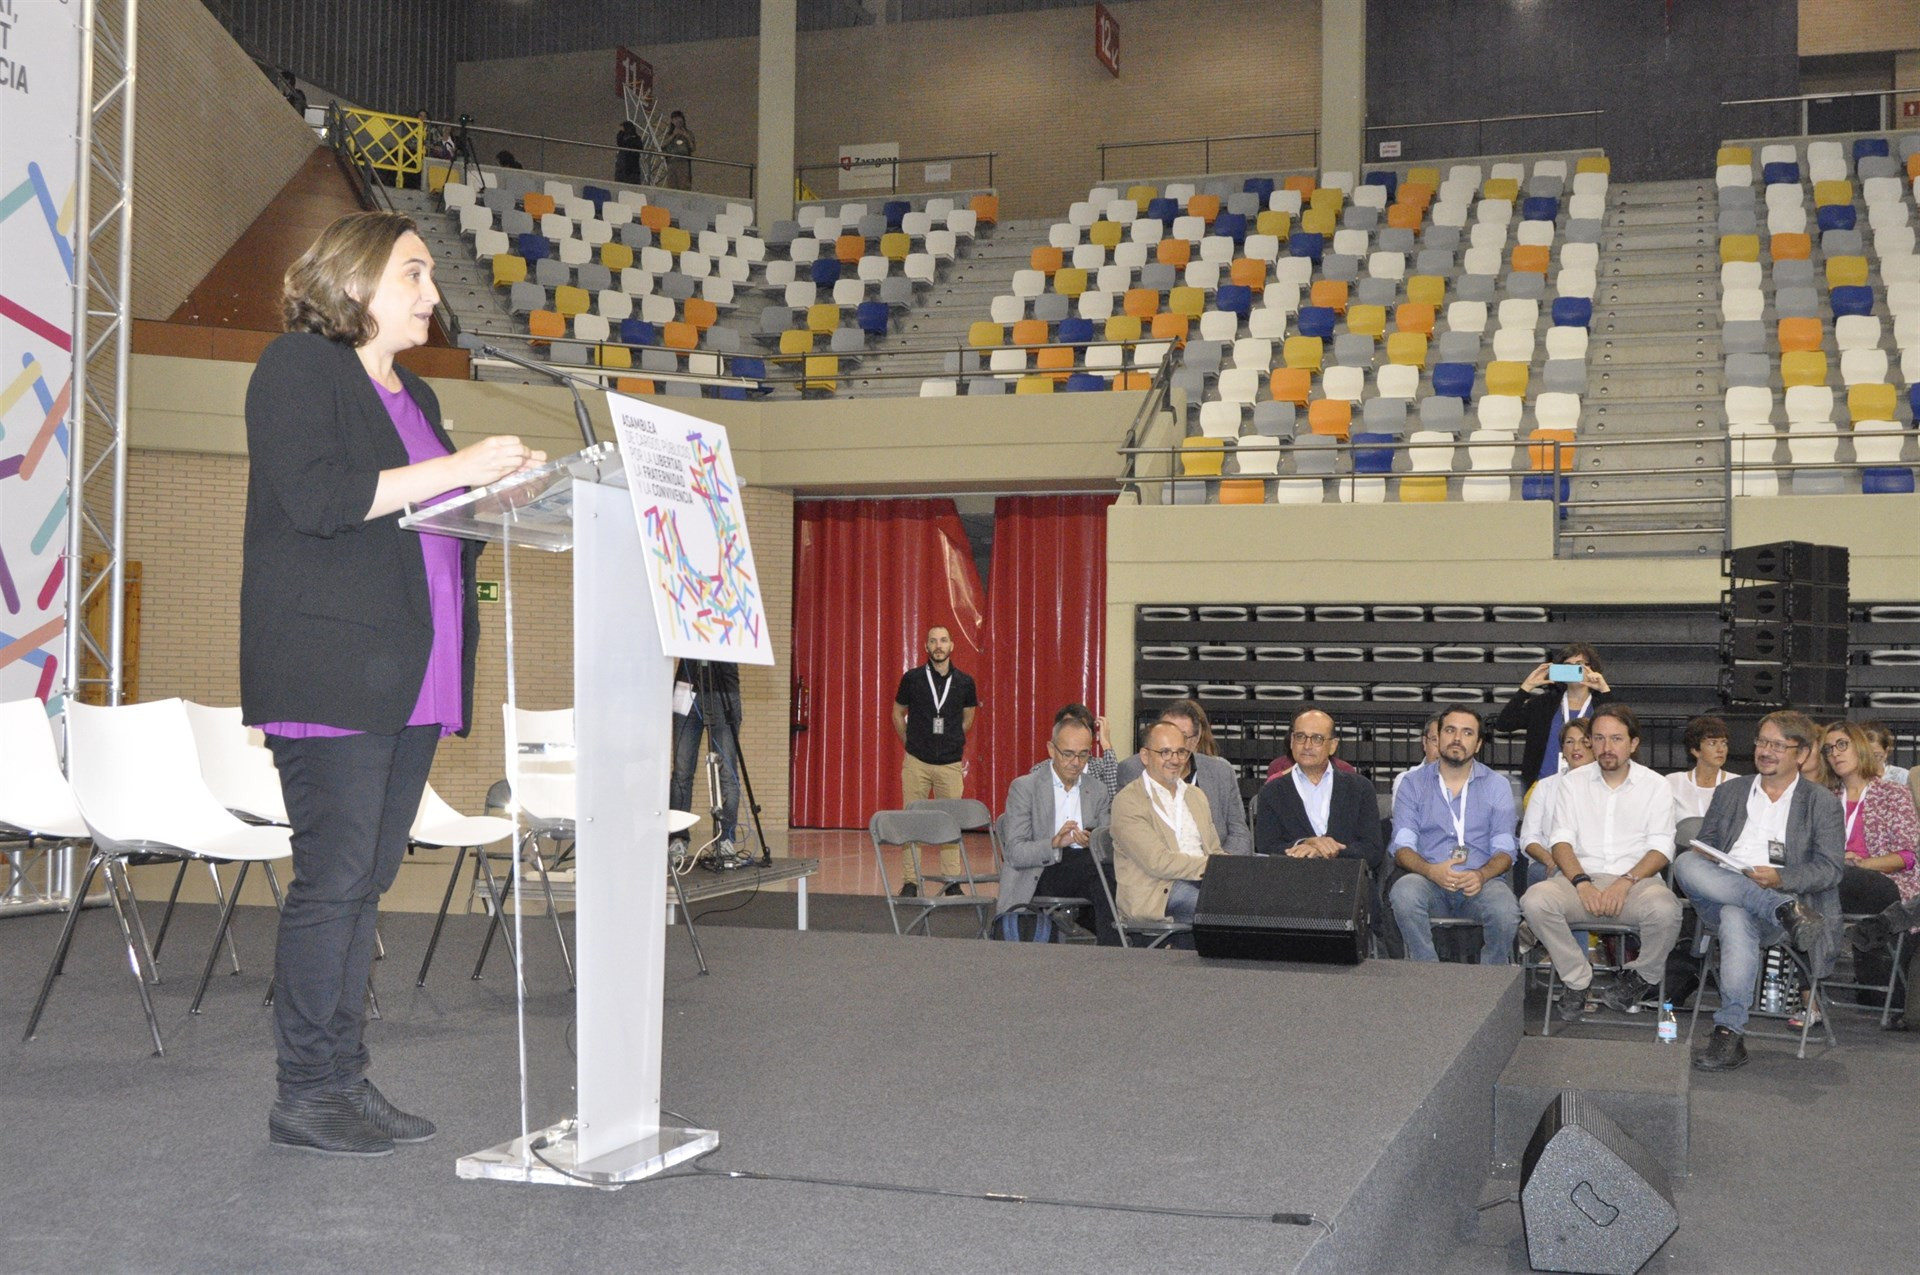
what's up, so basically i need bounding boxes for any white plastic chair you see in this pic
[1,697,91,912]
[410,780,562,987]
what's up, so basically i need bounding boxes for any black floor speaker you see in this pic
[1520,1091,1678,1275]
[1191,855,1368,964]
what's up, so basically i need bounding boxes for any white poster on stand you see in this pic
[0,1,79,703]
[608,392,774,666]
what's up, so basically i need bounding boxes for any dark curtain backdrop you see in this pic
[790,499,987,828]
[976,494,1115,810]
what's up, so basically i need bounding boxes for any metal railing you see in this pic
[330,104,464,346]
[1117,433,1562,506]
[1721,87,1920,136]
[794,151,997,199]
[1097,130,1320,181]
[1364,110,1605,163]
[430,117,758,200]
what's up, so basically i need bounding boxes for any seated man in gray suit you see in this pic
[998,706,1115,944]
[1114,699,1252,856]
[1110,721,1228,945]
[1672,710,1843,1073]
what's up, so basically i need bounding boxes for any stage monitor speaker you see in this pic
[1727,622,1849,664]
[1520,1091,1678,1275]
[1723,664,1847,706]
[1191,854,1367,964]
[1726,583,1848,625]
[1727,541,1848,584]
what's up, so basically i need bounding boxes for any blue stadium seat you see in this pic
[1295,305,1336,339]
[1063,373,1107,393]
[1243,177,1276,202]
[1830,285,1874,317]
[1213,212,1248,243]
[1762,161,1799,185]
[1550,297,1593,328]
[856,300,890,336]
[1352,432,1396,475]
[732,355,766,380]
[580,185,611,215]
[1863,468,1915,495]
[1363,170,1398,200]
[711,386,749,400]
[1816,204,1856,232]
[1431,362,1475,403]
[1853,137,1890,163]
[517,232,549,262]
[883,200,911,229]
[1522,474,1571,504]
[1521,196,1559,221]
[1216,284,1254,319]
[1290,232,1325,262]
[620,318,657,347]
[1911,385,1920,420]
[1146,196,1179,223]
[810,258,841,287]
[1058,316,1095,345]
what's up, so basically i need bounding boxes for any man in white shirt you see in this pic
[1519,705,1683,1022]
[1672,710,1845,1072]
[997,710,1114,943]
[1108,721,1225,936]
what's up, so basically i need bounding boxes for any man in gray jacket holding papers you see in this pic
[1672,710,1845,1072]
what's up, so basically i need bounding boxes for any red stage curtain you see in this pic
[790,499,987,828]
[976,494,1116,812]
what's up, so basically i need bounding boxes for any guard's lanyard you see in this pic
[926,665,952,714]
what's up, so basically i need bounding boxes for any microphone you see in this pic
[457,333,599,452]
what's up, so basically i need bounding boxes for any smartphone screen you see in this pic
[1547,663,1585,682]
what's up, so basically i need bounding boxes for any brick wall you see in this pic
[1799,0,1920,57]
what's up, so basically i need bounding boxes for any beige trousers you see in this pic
[1520,873,1684,992]
[900,754,965,882]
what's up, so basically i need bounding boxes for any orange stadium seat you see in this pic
[970,194,999,226]
[683,297,718,330]
[1123,288,1160,319]
[1151,312,1191,343]
[1529,428,1576,471]
[663,321,699,351]
[1308,398,1351,438]
[1283,175,1317,198]
[1776,317,1822,353]
[528,310,564,342]
[1269,367,1312,406]
[615,377,657,395]
[1030,245,1064,275]
[1310,280,1349,316]
[522,192,556,219]
[1386,204,1424,232]
[1395,302,1436,336]
[1218,480,1265,505]
[1012,318,1049,346]
[1156,238,1192,268]
[1035,345,1075,380]
[1230,258,1268,293]
[1769,233,1811,261]
[1510,244,1550,274]
[639,205,672,232]
[1186,194,1221,224]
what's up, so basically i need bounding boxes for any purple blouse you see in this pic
[260,378,465,739]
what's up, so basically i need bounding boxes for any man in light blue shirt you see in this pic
[1389,707,1520,964]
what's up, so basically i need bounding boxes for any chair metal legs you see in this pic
[415,844,471,986]
[24,849,166,1056]
[471,835,574,988]
[190,862,252,1014]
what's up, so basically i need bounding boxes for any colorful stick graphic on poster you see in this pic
[609,393,773,665]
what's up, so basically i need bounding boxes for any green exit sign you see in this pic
[476,581,502,603]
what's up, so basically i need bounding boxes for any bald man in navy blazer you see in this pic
[1253,709,1384,875]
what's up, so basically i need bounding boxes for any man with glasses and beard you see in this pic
[1387,707,1520,964]
[1110,721,1226,939]
[1672,710,1843,1072]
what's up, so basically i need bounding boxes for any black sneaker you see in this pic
[1601,970,1657,1015]
[1848,912,1894,955]
[346,1079,436,1143]
[269,1092,395,1157]
[941,882,966,897]
[1692,1025,1749,1072]
[1554,986,1589,1025]
[897,881,918,898]
[1776,898,1822,951]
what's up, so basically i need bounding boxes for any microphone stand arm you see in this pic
[472,342,601,452]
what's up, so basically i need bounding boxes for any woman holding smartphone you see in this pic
[1493,642,1613,784]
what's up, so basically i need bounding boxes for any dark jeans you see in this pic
[267,726,438,1100]
[670,692,741,841]
[1032,846,1120,946]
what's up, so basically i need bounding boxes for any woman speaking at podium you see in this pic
[242,211,543,1157]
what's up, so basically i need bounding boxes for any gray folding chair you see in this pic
[869,809,993,937]
[981,812,1094,943]
[906,796,999,895]
[1087,827,1191,950]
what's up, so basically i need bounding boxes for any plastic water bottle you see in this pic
[1657,1001,1677,1044]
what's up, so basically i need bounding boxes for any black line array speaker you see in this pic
[1726,621,1849,664]
[1520,1092,1678,1275]
[1726,542,1848,582]
[1726,583,1848,625]
[1191,855,1368,964]
[1723,664,1848,705]
[1721,541,1849,712]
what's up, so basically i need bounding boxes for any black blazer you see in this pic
[1493,684,1614,784]
[1253,768,1385,874]
[240,333,482,735]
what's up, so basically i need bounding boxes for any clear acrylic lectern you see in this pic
[402,441,718,1188]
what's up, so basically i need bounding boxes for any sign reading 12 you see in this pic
[1094,3,1120,79]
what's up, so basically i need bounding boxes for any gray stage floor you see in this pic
[3,899,1915,1273]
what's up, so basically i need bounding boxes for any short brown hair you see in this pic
[1590,703,1640,742]
[1759,709,1817,752]
[1682,715,1729,755]
[282,211,419,346]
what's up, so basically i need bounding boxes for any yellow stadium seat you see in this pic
[1218,480,1265,505]
[1015,374,1054,395]
[802,354,839,392]
[1395,302,1436,336]
[1405,275,1445,307]
[1780,350,1827,388]
[1105,314,1143,343]
[527,309,564,342]
[880,231,911,261]
[639,205,672,232]
[1179,437,1225,476]
[1406,166,1440,187]
[683,297,718,330]
[522,192,556,219]
[1826,256,1868,288]
[1849,383,1898,421]
[1813,180,1853,209]
[1283,336,1324,371]
[1126,185,1158,212]
[1012,318,1049,346]
[1769,233,1810,261]
[1399,476,1448,503]
[1718,234,1759,264]
[1510,244,1550,274]
[1575,156,1610,175]
[1156,238,1192,268]
[1255,210,1292,240]
[663,321,699,351]
[1308,398,1351,438]
[1300,208,1337,236]
[601,242,634,272]
[1187,194,1221,224]
[1529,428,1575,471]
[1309,187,1345,218]
[1088,220,1123,248]
[1031,245,1064,275]
[806,302,841,334]
[1310,279,1349,316]
[597,344,632,369]
[780,328,817,357]
[968,320,1004,348]
[1485,361,1528,397]
[659,225,691,255]
[491,254,527,288]
[1123,288,1160,319]
[1386,331,1428,367]
[1230,258,1268,292]
[553,285,590,317]
[1482,177,1519,202]
[1345,304,1387,339]
[1151,312,1191,343]
[1270,367,1312,406]
[1054,266,1089,298]
[1716,146,1752,167]
[1776,317,1822,353]
[1168,286,1206,318]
